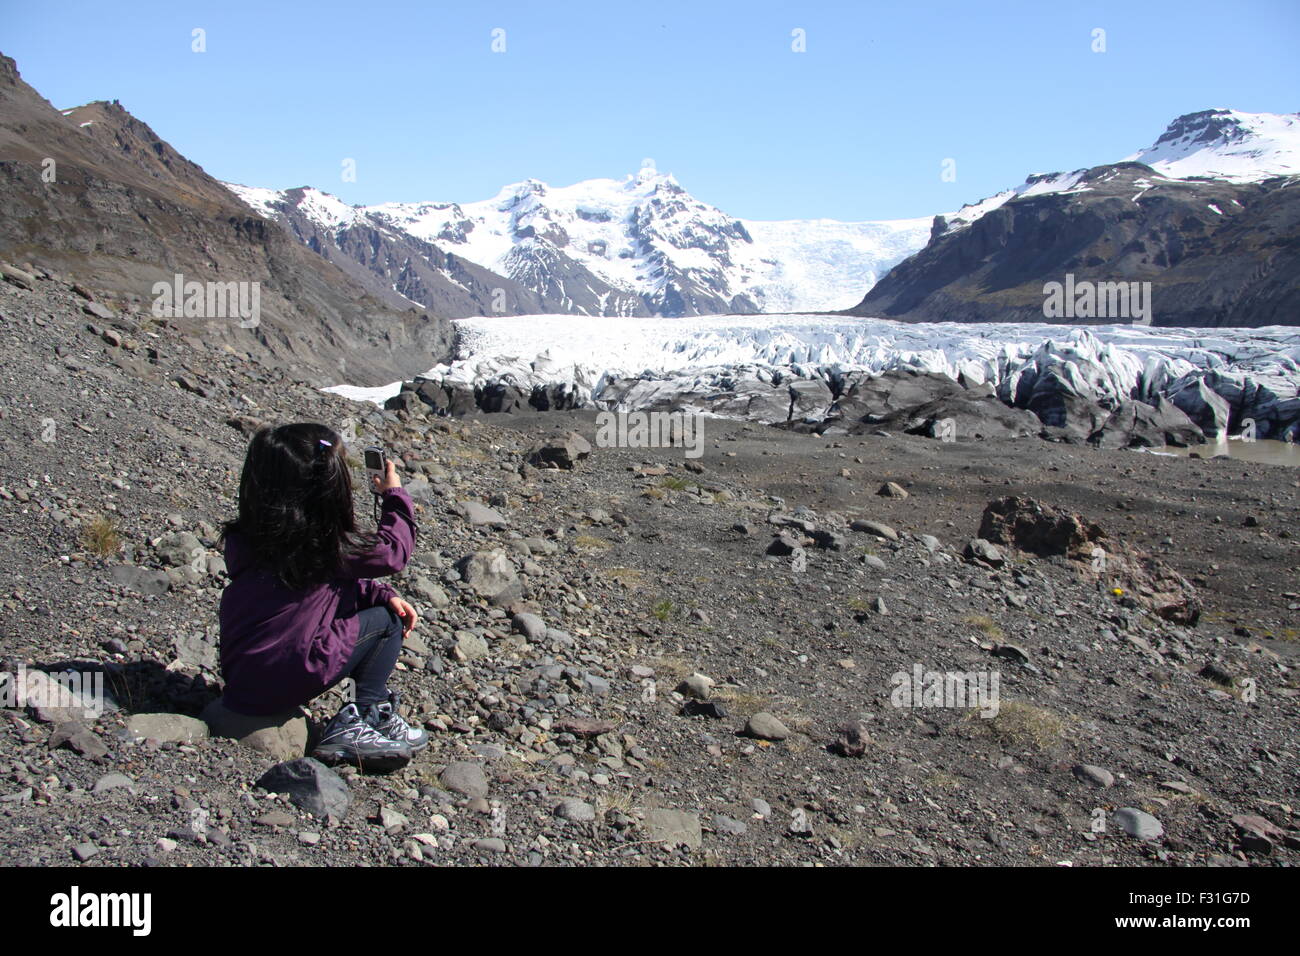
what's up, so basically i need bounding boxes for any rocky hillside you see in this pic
[851,111,1300,328]
[0,52,454,385]
[1,270,1297,867]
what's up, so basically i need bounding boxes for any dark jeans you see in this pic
[328,606,403,709]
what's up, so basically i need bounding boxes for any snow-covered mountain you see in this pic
[225,184,555,319]
[853,109,1300,328]
[942,109,1299,233]
[227,109,1297,325]
[226,169,933,318]
[1124,108,1300,182]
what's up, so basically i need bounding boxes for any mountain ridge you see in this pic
[0,51,455,385]
[226,170,934,319]
[849,109,1300,328]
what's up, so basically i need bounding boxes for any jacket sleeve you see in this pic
[341,487,417,579]
[357,577,396,610]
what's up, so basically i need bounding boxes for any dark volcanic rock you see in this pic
[526,431,591,469]
[255,758,351,820]
[979,496,1106,559]
[979,496,1200,625]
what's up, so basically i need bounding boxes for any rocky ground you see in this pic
[1,268,1297,868]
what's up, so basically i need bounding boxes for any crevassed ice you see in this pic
[323,314,1300,413]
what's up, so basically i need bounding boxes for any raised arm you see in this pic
[342,486,416,579]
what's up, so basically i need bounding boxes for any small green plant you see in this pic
[648,656,691,681]
[713,687,770,717]
[83,515,121,557]
[925,769,963,790]
[659,475,691,492]
[961,613,1006,641]
[573,534,611,551]
[651,598,675,622]
[980,700,1067,750]
[605,567,645,588]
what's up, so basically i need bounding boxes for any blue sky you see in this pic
[3,0,1297,221]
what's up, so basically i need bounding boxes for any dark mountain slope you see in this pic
[849,163,1300,328]
[0,53,453,384]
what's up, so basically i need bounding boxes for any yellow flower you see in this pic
[1112,588,1124,597]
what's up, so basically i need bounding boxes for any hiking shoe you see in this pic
[365,692,428,753]
[313,703,412,771]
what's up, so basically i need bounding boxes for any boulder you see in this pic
[108,564,170,596]
[832,721,872,758]
[0,261,36,287]
[526,431,591,469]
[511,612,547,640]
[1113,807,1164,841]
[124,713,209,744]
[48,722,110,760]
[384,390,424,415]
[256,758,350,820]
[411,379,452,414]
[156,531,203,568]
[1073,764,1115,788]
[851,520,898,541]
[978,496,1106,559]
[642,808,702,849]
[766,532,805,556]
[877,481,909,499]
[744,712,790,741]
[676,674,715,699]
[409,575,449,607]
[964,538,1006,568]
[440,761,490,799]
[453,630,489,661]
[454,500,508,528]
[1115,549,1202,626]
[201,697,307,761]
[456,550,523,606]
[554,798,597,823]
[11,668,113,723]
[478,382,527,413]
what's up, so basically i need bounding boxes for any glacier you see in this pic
[325,314,1300,441]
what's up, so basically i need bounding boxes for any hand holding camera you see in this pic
[363,446,401,495]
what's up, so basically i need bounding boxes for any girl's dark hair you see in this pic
[222,422,375,591]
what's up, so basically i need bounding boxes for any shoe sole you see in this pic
[312,745,412,773]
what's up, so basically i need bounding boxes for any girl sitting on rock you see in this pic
[218,422,427,769]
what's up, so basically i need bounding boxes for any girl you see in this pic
[218,422,427,770]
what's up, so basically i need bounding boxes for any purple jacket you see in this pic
[217,487,416,715]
